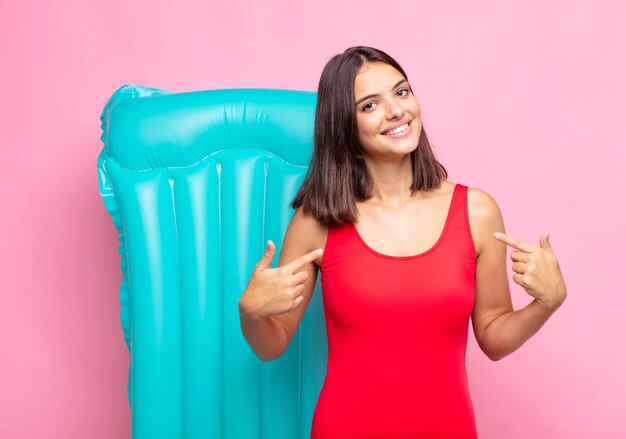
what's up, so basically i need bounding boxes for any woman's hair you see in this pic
[290,46,448,227]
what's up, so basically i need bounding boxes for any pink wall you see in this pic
[2,1,624,437]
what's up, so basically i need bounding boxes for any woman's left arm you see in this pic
[468,188,568,361]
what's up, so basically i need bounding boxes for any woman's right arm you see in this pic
[238,206,324,362]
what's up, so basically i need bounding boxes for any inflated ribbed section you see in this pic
[105,145,327,438]
[107,162,183,438]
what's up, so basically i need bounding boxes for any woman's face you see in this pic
[353,62,422,160]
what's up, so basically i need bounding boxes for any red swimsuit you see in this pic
[310,183,478,439]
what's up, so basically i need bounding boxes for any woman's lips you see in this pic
[382,120,413,138]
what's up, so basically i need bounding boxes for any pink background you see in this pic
[2,1,624,437]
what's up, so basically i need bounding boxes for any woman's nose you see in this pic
[386,99,404,119]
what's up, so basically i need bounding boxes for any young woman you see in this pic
[238,46,567,439]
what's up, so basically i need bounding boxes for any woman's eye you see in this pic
[397,88,409,97]
[361,102,375,112]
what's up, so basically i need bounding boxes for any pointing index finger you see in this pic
[493,232,536,253]
[286,248,324,273]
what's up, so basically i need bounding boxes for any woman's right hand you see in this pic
[239,240,324,320]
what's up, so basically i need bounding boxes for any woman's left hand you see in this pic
[493,230,567,312]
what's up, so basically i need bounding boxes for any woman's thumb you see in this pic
[257,240,276,269]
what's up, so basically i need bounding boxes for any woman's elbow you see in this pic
[477,339,508,362]
[485,350,506,362]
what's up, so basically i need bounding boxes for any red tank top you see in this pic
[310,183,478,439]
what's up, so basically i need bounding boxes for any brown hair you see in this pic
[290,46,448,227]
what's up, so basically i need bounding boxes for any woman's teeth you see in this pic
[384,123,409,135]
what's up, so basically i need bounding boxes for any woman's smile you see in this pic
[381,119,413,138]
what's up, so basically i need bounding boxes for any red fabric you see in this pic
[310,183,478,439]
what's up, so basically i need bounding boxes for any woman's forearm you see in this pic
[480,299,561,361]
[239,299,288,362]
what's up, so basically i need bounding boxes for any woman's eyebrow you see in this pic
[355,79,408,107]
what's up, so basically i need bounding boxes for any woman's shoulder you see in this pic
[464,184,505,258]
[289,206,328,267]
[465,185,502,216]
